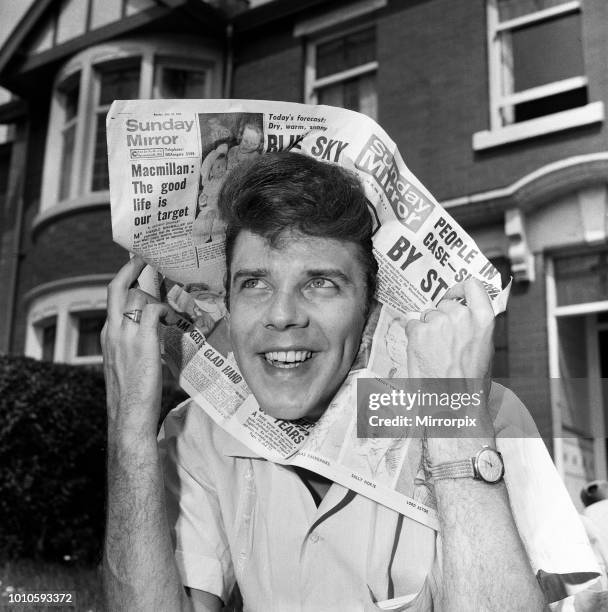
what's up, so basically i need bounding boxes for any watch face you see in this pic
[476,448,504,483]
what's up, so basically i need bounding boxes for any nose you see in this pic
[263,289,309,330]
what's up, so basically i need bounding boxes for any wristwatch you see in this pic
[430,445,504,483]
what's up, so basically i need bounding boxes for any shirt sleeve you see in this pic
[158,400,236,604]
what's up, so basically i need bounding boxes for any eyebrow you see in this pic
[231,268,353,285]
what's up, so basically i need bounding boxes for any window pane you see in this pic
[91,113,109,191]
[59,123,76,200]
[317,73,377,119]
[555,250,608,306]
[77,313,105,356]
[498,0,573,22]
[316,27,375,78]
[41,321,57,362]
[511,12,584,92]
[63,78,80,121]
[99,65,140,105]
[514,86,587,122]
[159,67,207,99]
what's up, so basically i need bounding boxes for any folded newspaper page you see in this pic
[107,100,599,587]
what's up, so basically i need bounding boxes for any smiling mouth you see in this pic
[263,350,313,369]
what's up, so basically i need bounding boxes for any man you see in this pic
[102,153,548,610]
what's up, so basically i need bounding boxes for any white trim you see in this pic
[32,192,110,231]
[313,61,378,90]
[23,274,115,305]
[472,102,604,151]
[554,300,608,318]
[304,24,378,119]
[40,35,222,213]
[25,284,108,364]
[546,258,564,475]
[442,152,608,209]
[294,0,386,37]
[498,75,587,108]
[495,0,580,32]
[586,315,607,480]
[485,0,586,135]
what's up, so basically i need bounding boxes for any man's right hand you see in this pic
[102,256,174,440]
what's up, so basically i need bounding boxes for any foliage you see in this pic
[0,355,187,563]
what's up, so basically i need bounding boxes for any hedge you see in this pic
[0,355,187,564]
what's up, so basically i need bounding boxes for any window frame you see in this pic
[25,284,109,365]
[474,0,604,150]
[38,37,221,222]
[304,23,378,119]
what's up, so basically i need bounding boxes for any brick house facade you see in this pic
[1,0,607,507]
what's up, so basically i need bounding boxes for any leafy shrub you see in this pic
[0,356,187,564]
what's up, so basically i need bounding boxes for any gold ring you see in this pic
[123,309,143,324]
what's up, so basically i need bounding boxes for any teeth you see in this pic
[264,350,312,367]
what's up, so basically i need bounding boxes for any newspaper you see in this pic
[107,99,513,530]
[106,100,601,605]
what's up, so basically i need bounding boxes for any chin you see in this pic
[256,395,325,422]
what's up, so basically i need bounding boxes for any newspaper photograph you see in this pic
[107,99,511,530]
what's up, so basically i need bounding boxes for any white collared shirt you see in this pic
[159,401,439,611]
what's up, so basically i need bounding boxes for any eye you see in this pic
[239,278,268,290]
[241,278,266,290]
[307,278,337,290]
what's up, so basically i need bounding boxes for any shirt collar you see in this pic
[221,433,264,458]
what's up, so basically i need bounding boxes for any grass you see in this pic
[0,559,103,612]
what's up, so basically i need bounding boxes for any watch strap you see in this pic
[430,458,475,480]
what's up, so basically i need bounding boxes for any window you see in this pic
[306,26,378,119]
[489,0,586,127]
[91,62,140,192]
[76,312,105,357]
[475,0,603,149]
[58,73,80,201]
[155,60,210,99]
[40,39,220,215]
[25,285,108,364]
[39,318,57,362]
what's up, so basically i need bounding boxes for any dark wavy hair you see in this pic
[218,152,377,312]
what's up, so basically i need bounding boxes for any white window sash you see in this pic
[313,61,378,91]
[487,0,584,130]
[498,75,588,108]
[495,0,581,32]
[305,24,377,106]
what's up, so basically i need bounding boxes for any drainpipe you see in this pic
[3,119,28,354]
[223,22,234,98]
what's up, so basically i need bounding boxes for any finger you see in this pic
[435,299,467,316]
[107,256,147,322]
[441,282,466,302]
[462,278,494,323]
[124,287,160,309]
[139,303,173,334]
[419,307,445,324]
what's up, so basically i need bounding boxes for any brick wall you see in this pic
[376,0,608,202]
[232,0,608,201]
[506,254,554,451]
[11,207,125,355]
[232,27,303,102]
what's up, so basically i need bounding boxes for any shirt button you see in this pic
[309,532,320,544]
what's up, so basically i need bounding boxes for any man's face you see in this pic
[228,230,368,421]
